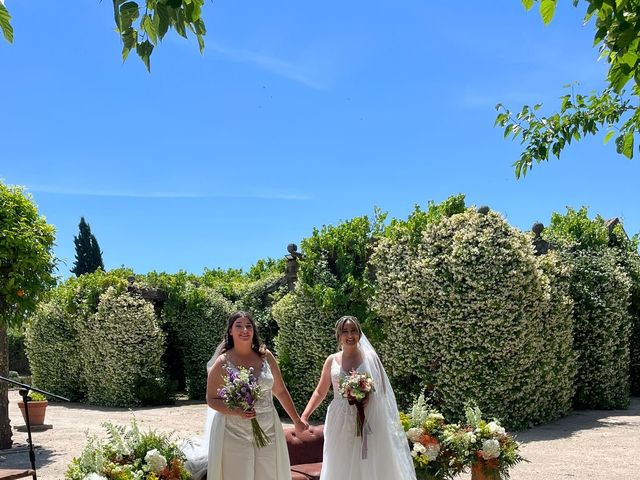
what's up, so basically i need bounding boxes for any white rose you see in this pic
[465,431,477,443]
[144,448,168,473]
[487,421,506,436]
[479,439,501,460]
[407,427,422,443]
[412,443,427,455]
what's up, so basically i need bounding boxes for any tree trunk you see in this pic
[0,325,13,449]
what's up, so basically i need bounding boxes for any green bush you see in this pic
[272,292,338,420]
[235,273,288,350]
[372,208,576,429]
[80,288,165,407]
[565,249,632,408]
[8,328,30,375]
[25,297,85,401]
[161,284,233,400]
[273,212,385,419]
[545,207,638,403]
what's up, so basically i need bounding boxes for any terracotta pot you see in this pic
[471,460,500,480]
[17,400,48,426]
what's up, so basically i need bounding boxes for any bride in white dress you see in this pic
[301,316,416,480]
[182,311,307,480]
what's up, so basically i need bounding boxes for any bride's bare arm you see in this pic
[301,355,333,423]
[266,350,308,432]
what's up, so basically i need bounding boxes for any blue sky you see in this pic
[1,1,639,278]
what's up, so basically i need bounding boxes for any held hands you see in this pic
[295,417,310,433]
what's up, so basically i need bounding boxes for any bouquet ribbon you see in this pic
[348,396,370,459]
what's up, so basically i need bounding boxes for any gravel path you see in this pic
[2,390,639,479]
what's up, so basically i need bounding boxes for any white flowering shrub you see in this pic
[161,284,233,400]
[273,214,385,419]
[372,209,576,429]
[80,288,166,407]
[26,297,86,401]
[272,292,338,419]
[566,249,632,408]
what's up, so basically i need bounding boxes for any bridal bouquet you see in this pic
[218,365,270,448]
[64,419,190,480]
[338,371,375,437]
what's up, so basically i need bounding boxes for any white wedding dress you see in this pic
[182,358,290,480]
[320,336,416,480]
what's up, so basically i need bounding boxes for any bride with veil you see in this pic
[301,315,416,480]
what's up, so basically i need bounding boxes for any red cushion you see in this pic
[290,463,323,480]
[284,425,324,465]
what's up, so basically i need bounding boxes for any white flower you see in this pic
[487,421,505,436]
[425,444,440,461]
[83,474,108,480]
[479,439,501,460]
[407,427,422,443]
[465,431,477,443]
[412,443,427,455]
[145,448,167,473]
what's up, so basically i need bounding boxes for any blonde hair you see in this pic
[334,315,362,344]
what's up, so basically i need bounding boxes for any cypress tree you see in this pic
[71,217,104,276]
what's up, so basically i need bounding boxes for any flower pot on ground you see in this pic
[17,391,48,426]
[471,459,501,480]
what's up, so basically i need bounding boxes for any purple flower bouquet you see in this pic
[218,365,270,448]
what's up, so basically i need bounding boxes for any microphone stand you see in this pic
[0,375,70,480]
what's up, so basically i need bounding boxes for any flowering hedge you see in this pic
[565,249,632,408]
[25,297,85,401]
[80,288,165,407]
[273,214,383,418]
[272,292,337,419]
[161,284,233,400]
[372,209,576,429]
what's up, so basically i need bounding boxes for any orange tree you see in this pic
[0,182,56,448]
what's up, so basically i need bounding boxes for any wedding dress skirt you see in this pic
[320,355,416,480]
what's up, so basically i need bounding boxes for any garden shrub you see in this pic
[564,249,632,408]
[273,213,384,418]
[546,207,637,405]
[8,328,29,375]
[161,284,233,400]
[25,297,85,401]
[80,287,165,407]
[372,208,575,429]
[235,273,288,350]
[272,292,338,419]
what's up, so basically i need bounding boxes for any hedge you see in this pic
[80,288,165,406]
[372,208,576,429]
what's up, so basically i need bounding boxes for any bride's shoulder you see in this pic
[325,352,339,366]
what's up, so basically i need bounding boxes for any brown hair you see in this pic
[215,310,266,358]
[334,315,362,344]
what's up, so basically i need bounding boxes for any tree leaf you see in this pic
[540,0,557,25]
[521,0,534,11]
[622,131,634,158]
[603,130,615,144]
[141,14,158,44]
[119,1,140,32]
[136,39,154,72]
[0,3,14,44]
